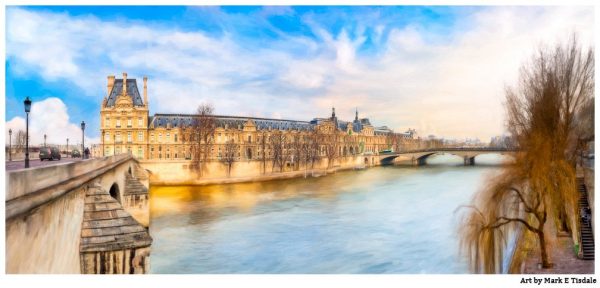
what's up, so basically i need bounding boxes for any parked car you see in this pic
[39,147,61,161]
[71,149,81,158]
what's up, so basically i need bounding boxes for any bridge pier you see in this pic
[463,156,475,166]
[411,157,427,166]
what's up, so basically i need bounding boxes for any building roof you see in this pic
[149,114,315,131]
[105,79,144,107]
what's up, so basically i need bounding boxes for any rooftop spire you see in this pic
[355,108,358,121]
[332,107,336,118]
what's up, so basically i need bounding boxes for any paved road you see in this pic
[6,157,83,171]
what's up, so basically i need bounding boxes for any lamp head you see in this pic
[24,97,32,113]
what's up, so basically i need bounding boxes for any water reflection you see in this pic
[150,154,505,273]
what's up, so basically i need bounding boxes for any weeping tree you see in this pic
[459,37,593,273]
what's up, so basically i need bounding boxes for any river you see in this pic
[149,154,507,273]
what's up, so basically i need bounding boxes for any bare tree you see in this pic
[290,132,304,171]
[188,103,216,176]
[259,130,269,174]
[221,139,239,177]
[323,130,339,168]
[14,130,26,153]
[460,37,593,272]
[269,130,289,172]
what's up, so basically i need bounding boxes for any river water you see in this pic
[149,154,507,273]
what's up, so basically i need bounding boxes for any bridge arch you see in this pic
[109,183,122,204]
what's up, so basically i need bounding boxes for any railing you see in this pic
[6,154,133,219]
[382,147,516,155]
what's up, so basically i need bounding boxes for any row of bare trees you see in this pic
[459,37,594,272]
[180,103,355,177]
[6,130,27,153]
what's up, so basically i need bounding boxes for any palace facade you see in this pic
[100,73,423,162]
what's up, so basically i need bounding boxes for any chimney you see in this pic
[107,75,115,96]
[122,72,127,96]
[143,76,148,106]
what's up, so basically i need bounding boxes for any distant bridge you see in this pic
[375,147,517,166]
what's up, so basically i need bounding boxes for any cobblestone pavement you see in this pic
[523,235,594,274]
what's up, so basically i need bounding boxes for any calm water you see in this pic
[149,155,507,273]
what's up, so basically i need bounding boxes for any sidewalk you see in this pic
[522,234,593,274]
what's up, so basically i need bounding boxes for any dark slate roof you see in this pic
[149,114,314,131]
[105,79,144,107]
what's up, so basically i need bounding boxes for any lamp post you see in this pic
[66,138,69,158]
[81,121,86,159]
[8,128,12,162]
[24,97,31,168]
[44,134,47,147]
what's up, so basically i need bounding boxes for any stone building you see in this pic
[100,73,422,163]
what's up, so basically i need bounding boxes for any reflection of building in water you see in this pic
[100,73,432,161]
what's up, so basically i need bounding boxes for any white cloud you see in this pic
[6,7,594,141]
[6,98,98,147]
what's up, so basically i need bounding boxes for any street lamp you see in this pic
[8,128,12,162]
[24,97,32,168]
[44,134,47,147]
[66,138,69,158]
[81,121,86,159]
[113,134,116,155]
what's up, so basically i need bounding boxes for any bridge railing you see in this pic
[382,147,515,155]
[6,153,132,219]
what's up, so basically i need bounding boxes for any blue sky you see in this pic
[5,6,593,145]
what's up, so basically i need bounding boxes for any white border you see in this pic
[1,1,598,288]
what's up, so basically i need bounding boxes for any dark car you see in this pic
[39,147,61,161]
[71,149,81,158]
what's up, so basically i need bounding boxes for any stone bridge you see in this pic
[5,154,151,274]
[375,147,517,166]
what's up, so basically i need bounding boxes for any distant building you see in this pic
[99,73,427,161]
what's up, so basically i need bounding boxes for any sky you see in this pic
[4,5,594,145]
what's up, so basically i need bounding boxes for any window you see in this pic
[248,135,252,143]
[138,132,143,141]
[137,147,143,158]
[127,118,132,128]
[116,132,122,142]
[105,117,110,127]
[138,117,143,127]
[158,133,162,142]
[166,132,170,141]
[105,132,110,141]
[127,132,132,143]
[151,133,154,142]
[174,134,178,142]
[116,119,121,128]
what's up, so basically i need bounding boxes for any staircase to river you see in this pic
[578,177,594,260]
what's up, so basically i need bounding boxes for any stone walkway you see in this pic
[522,235,594,274]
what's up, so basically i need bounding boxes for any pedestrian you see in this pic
[84,147,90,159]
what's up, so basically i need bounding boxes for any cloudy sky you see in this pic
[5,6,593,145]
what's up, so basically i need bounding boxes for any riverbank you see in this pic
[148,165,367,186]
[509,167,595,274]
[141,156,382,186]
[510,229,593,273]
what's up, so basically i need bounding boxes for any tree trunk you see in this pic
[537,230,552,268]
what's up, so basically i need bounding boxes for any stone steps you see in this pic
[577,177,594,261]
[124,174,148,196]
